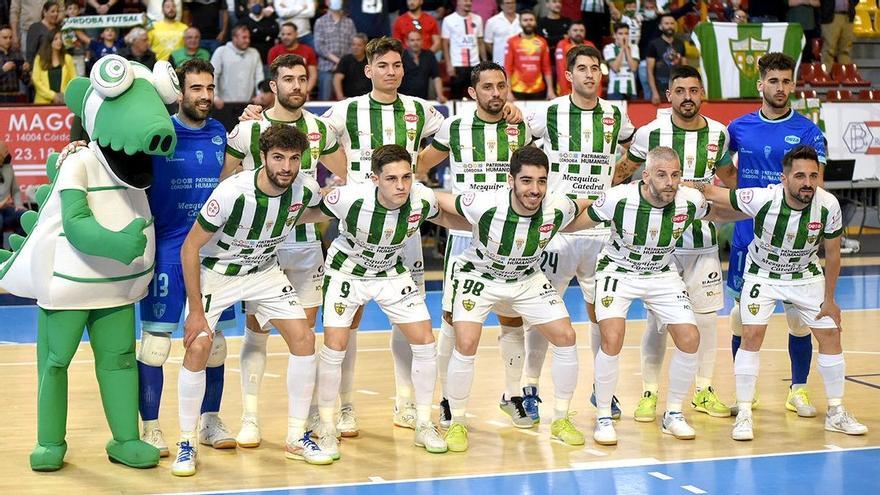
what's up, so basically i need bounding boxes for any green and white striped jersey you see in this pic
[529,96,635,236]
[323,94,445,184]
[225,110,338,244]
[587,181,710,278]
[197,169,322,276]
[627,114,731,252]
[321,182,439,278]
[602,43,640,95]
[453,188,579,282]
[730,184,843,284]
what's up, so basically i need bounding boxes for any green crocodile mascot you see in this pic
[0,54,181,471]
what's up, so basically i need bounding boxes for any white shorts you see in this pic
[401,234,425,293]
[277,243,325,309]
[322,270,430,328]
[450,269,570,326]
[674,249,724,313]
[190,266,306,331]
[594,272,697,325]
[442,233,479,313]
[740,276,838,329]
[542,233,609,304]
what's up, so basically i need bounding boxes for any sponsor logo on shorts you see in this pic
[153,302,166,319]
[401,285,414,295]
[334,303,346,315]
[462,299,475,311]
[601,296,613,307]
[748,303,760,315]
[708,271,719,280]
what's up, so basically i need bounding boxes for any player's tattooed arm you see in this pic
[612,155,640,185]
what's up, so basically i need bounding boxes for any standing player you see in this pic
[616,65,732,421]
[716,52,828,417]
[172,125,332,476]
[223,54,347,445]
[435,146,590,452]
[417,61,535,428]
[525,44,635,421]
[137,59,237,457]
[695,145,867,440]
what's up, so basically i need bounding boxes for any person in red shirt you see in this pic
[392,0,441,52]
[555,22,594,96]
[504,10,554,101]
[267,22,318,93]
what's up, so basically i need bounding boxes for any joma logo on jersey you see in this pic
[539,223,554,233]
[808,221,823,230]
[748,303,760,315]
[601,296,613,307]
[334,303,346,315]
[462,299,475,311]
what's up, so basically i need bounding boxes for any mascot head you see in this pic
[64,55,180,189]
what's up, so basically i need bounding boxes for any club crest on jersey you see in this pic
[462,299,475,311]
[583,130,592,142]
[407,128,417,141]
[748,303,760,316]
[686,156,695,168]
[601,296,613,307]
[216,151,223,165]
[672,228,683,239]
[604,131,612,144]
[487,140,496,152]
[152,303,166,319]
[649,228,658,239]
[515,238,524,249]
[196,150,204,164]
[334,303,346,315]
[384,228,394,238]
[310,146,320,161]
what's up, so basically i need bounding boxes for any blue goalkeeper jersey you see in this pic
[728,109,827,247]
[149,115,227,263]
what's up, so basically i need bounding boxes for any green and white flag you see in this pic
[691,22,804,100]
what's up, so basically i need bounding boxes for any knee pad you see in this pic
[137,331,172,367]
[783,302,811,337]
[206,332,227,367]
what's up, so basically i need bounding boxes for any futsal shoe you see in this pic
[691,387,731,417]
[590,389,622,420]
[444,423,469,452]
[315,424,341,461]
[439,398,452,429]
[393,403,418,429]
[550,414,585,446]
[141,423,170,457]
[337,405,359,437]
[285,432,334,465]
[236,415,261,448]
[825,406,868,435]
[415,421,448,453]
[634,391,658,422]
[199,413,237,449]
[499,395,534,428]
[731,411,754,441]
[729,395,759,416]
[593,417,617,446]
[660,412,696,440]
[786,387,818,417]
[171,440,197,477]
[522,386,542,423]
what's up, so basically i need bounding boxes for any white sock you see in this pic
[499,324,525,399]
[523,326,548,389]
[695,312,718,390]
[410,343,438,423]
[178,367,206,439]
[287,417,307,443]
[240,328,269,418]
[391,324,414,408]
[446,349,475,421]
[339,327,358,407]
[287,353,316,427]
[730,301,743,338]
[641,311,667,394]
[667,349,698,413]
[734,349,759,411]
[593,348,619,418]
[317,345,345,426]
[817,353,845,406]
[437,318,455,397]
[589,321,602,360]
[551,344,579,419]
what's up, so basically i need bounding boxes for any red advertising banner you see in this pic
[0,105,74,186]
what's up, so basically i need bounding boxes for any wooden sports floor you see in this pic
[1,264,879,494]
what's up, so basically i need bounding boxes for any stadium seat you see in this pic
[844,64,872,86]
[794,90,819,99]
[856,0,878,37]
[826,89,855,101]
[808,63,838,86]
[797,63,815,86]
[857,89,880,101]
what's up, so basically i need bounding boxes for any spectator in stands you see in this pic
[0,141,26,249]
[252,78,274,106]
[84,0,124,16]
[472,0,498,27]
[86,27,123,72]
[32,30,74,104]
[240,0,279,64]
[505,10,553,101]
[268,23,317,92]
[26,0,61,66]
[393,0,441,53]
[149,0,188,62]
[555,21,592,95]
[146,0,183,22]
[580,0,617,48]
[537,0,569,54]
[170,27,211,67]
[748,0,786,22]
[274,0,316,47]
[184,0,229,54]
[119,27,157,69]
[484,0,520,66]
[733,9,748,24]
[334,32,370,99]
[604,22,639,100]
[314,0,356,101]
[400,30,445,102]
[442,0,485,100]
[10,0,45,55]
[349,0,390,39]
[211,24,263,106]
[639,0,693,102]
[613,0,642,46]
[0,25,28,103]
[788,0,821,62]
[62,0,90,76]
[820,0,858,66]
[646,13,686,105]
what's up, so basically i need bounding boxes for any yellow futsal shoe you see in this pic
[550,414,585,446]
[634,391,658,422]
[786,387,817,417]
[445,423,468,452]
[691,387,731,417]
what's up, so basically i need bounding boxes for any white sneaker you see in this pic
[141,424,169,457]
[171,440,197,477]
[315,423,341,460]
[337,405,359,438]
[825,407,868,435]
[593,417,617,446]
[393,403,417,429]
[661,411,695,440]
[236,416,261,448]
[285,432,334,465]
[198,413,237,449]
[415,421,448,453]
[732,412,754,441]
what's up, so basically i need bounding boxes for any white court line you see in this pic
[825,444,843,451]
[583,448,608,457]
[357,389,379,395]
[681,485,707,494]
[649,471,673,480]
[569,457,661,469]
[367,476,385,483]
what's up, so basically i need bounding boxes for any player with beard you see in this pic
[554,22,592,96]
[504,11,554,101]
[615,65,733,422]
[223,54,348,447]
[137,59,238,457]
[716,52,828,418]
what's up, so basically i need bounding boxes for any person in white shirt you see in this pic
[484,0,520,65]
[442,0,485,99]
[274,0,317,47]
